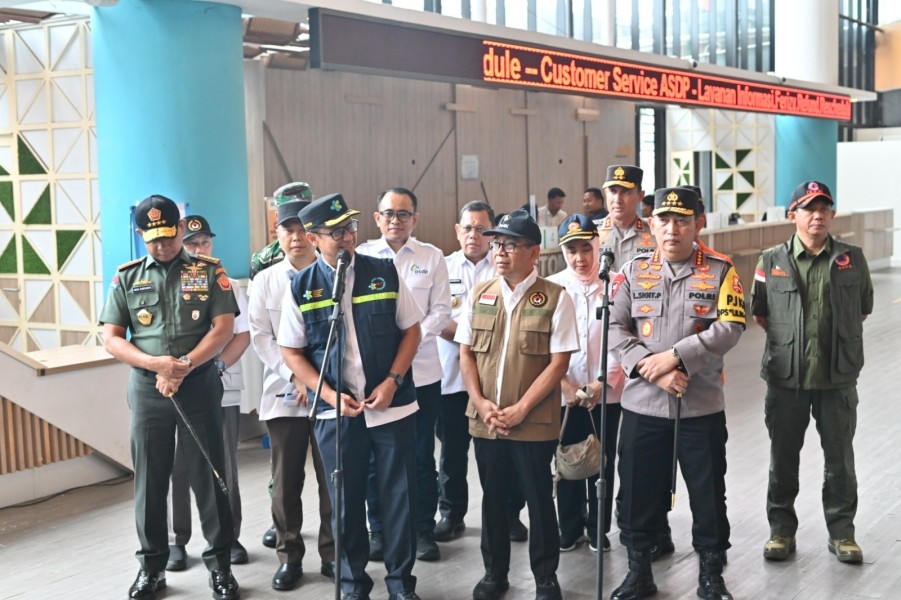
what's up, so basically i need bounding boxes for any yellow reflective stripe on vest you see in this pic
[352,292,398,304]
[299,299,336,312]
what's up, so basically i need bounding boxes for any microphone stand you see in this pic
[594,267,613,600]
[309,260,348,600]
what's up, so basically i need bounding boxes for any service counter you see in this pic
[536,208,895,287]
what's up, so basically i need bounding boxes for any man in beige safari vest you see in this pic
[456,209,579,600]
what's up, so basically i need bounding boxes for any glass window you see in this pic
[441,0,463,18]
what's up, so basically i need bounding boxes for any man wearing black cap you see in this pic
[166,215,251,571]
[247,199,336,590]
[278,193,424,600]
[99,195,240,600]
[455,209,578,600]
[752,181,873,565]
[608,187,745,600]
[250,181,314,279]
[599,165,657,269]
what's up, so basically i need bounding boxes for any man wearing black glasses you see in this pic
[279,193,424,600]
[357,188,452,564]
[456,209,578,600]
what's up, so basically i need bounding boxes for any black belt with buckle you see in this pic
[133,360,213,380]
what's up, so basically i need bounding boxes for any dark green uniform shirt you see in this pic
[99,249,239,359]
[792,235,834,390]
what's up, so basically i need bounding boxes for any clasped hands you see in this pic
[318,379,397,417]
[637,350,690,396]
[474,398,526,436]
[154,356,192,397]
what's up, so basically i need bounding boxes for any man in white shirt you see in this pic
[456,210,579,600]
[247,200,335,591]
[356,187,452,562]
[166,215,251,572]
[279,194,424,600]
[434,201,497,541]
[536,187,568,228]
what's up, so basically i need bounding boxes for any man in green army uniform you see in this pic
[250,181,313,279]
[100,194,241,600]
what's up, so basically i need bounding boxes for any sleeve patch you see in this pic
[716,266,746,325]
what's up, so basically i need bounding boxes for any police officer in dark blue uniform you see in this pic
[100,194,241,600]
[278,194,424,600]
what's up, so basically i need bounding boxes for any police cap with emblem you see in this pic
[483,209,542,245]
[135,194,181,242]
[653,186,699,217]
[788,180,833,212]
[183,214,215,240]
[558,213,599,245]
[680,185,705,213]
[602,165,643,190]
[298,193,360,231]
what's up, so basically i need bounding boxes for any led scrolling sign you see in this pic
[310,10,852,121]
[482,41,851,120]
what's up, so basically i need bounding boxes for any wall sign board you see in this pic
[310,9,851,121]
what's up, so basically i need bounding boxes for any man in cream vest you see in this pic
[456,209,578,600]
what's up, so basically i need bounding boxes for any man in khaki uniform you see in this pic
[599,165,656,268]
[456,209,578,600]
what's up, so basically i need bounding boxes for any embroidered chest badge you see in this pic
[641,320,653,337]
[529,292,547,307]
[479,293,497,306]
[369,277,386,291]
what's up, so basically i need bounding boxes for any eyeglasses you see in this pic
[489,240,533,254]
[313,219,359,241]
[378,209,414,222]
[459,225,488,235]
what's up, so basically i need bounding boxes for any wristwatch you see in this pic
[178,355,194,368]
[387,371,404,386]
[214,358,227,374]
[671,347,685,369]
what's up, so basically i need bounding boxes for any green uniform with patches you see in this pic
[100,249,239,573]
[250,240,284,280]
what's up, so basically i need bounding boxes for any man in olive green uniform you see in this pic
[100,195,241,600]
[752,181,873,565]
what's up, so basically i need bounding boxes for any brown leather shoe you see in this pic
[828,538,863,564]
[763,535,796,561]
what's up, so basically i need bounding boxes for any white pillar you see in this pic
[471,0,487,22]
[775,0,838,85]
[598,0,615,46]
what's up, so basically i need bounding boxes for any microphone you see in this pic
[598,250,615,281]
[332,249,351,302]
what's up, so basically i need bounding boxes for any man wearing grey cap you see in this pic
[456,209,578,600]
[752,181,873,565]
[248,198,336,591]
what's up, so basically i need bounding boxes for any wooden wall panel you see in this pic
[454,85,529,219]
[584,98,637,189]
[0,396,91,475]
[264,69,457,252]
[526,90,588,216]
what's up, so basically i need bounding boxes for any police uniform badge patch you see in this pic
[529,292,547,307]
[451,296,461,308]
[641,320,653,337]
[191,310,200,321]
[136,308,153,326]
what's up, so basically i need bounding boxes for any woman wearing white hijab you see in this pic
[547,214,625,554]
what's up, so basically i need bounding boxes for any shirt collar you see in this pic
[792,234,832,259]
[501,268,538,295]
[374,236,415,256]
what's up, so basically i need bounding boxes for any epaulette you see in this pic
[117,257,143,271]
[699,241,734,265]
[192,253,221,265]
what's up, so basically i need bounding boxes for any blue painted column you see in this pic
[93,0,249,289]
[774,116,838,209]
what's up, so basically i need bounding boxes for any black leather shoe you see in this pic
[262,525,277,549]
[536,575,563,600]
[611,548,656,600]
[508,516,528,542]
[416,531,440,561]
[369,532,385,562]
[433,517,465,542]
[473,573,510,600]
[342,593,371,600]
[320,561,336,582]
[128,569,166,600]
[272,563,303,591]
[210,568,240,600]
[697,550,732,600]
[650,531,675,561]
[166,544,187,571]
[230,540,248,565]
[389,593,422,600]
